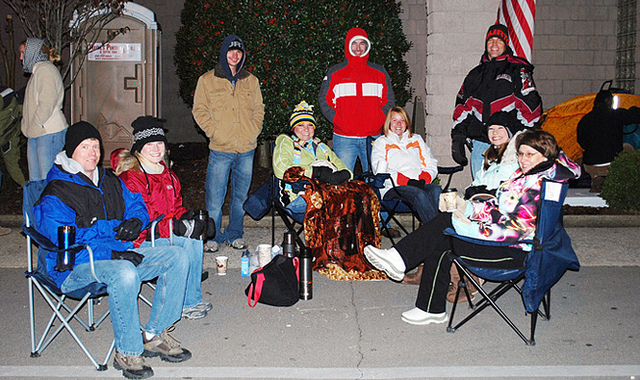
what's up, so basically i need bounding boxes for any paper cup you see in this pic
[215,256,229,275]
[442,188,458,213]
[257,244,272,267]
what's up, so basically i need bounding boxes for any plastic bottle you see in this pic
[241,250,250,277]
[299,247,313,300]
[282,231,296,258]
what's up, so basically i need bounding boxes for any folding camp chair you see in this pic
[362,135,463,244]
[243,143,306,250]
[23,180,164,370]
[444,179,580,345]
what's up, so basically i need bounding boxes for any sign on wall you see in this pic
[87,43,142,61]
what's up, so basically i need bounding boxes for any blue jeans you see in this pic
[60,245,189,356]
[286,195,307,214]
[206,149,254,244]
[332,133,373,173]
[383,184,442,224]
[470,139,490,181]
[27,129,66,181]
[140,236,203,310]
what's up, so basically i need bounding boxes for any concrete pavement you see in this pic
[0,214,639,379]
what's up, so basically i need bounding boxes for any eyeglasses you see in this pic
[517,151,542,159]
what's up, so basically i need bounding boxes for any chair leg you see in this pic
[449,262,534,345]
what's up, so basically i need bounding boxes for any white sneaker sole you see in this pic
[363,246,404,281]
[401,314,448,325]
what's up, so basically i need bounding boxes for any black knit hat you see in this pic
[131,116,167,153]
[486,24,510,45]
[64,121,102,156]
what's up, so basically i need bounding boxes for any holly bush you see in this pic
[600,150,640,212]
[174,0,412,143]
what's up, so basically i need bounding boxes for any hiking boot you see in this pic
[229,238,247,250]
[401,265,423,285]
[381,227,401,239]
[113,351,153,379]
[204,241,218,253]
[181,302,212,320]
[143,328,192,363]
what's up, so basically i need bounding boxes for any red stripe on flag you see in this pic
[497,0,536,61]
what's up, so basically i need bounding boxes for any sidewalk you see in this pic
[1,215,639,379]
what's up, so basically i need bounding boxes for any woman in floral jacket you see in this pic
[364,129,580,325]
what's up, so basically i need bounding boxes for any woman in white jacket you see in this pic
[371,107,440,224]
[20,38,68,181]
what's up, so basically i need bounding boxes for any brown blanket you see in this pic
[283,167,385,281]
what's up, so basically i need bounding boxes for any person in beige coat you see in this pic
[20,37,68,181]
[192,34,264,253]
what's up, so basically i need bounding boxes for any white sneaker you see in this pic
[229,238,247,250]
[363,245,406,281]
[401,307,448,325]
[204,241,218,253]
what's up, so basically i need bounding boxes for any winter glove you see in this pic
[173,214,206,239]
[407,179,426,190]
[113,218,143,241]
[312,166,334,183]
[328,169,350,185]
[451,138,468,167]
[465,185,490,199]
[111,250,145,266]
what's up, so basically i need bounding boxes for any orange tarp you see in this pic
[540,93,640,161]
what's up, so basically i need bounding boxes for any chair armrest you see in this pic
[443,227,535,247]
[437,165,464,190]
[146,214,165,246]
[21,224,101,282]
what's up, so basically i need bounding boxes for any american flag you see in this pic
[497,0,536,61]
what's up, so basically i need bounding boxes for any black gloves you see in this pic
[173,211,206,239]
[204,217,216,240]
[464,185,496,199]
[312,166,333,183]
[451,138,468,167]
[329,169,350,185]
[111,250,145,266]
[407,178,426,190]
[312,167,350,185]
[113,218,143,241]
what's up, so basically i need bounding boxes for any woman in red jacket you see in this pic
[113,116,214,320]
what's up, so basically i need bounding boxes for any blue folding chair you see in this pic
[444,179,580,345]
[23,180,163,370]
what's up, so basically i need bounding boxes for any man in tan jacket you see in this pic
[192,34,264,253]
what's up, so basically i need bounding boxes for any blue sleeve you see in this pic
[120,180,150,227]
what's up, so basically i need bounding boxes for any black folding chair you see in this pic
[444,179,580,345]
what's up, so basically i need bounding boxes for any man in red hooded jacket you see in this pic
[319,28,395,173]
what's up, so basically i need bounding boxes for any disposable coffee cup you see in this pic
[442,188,458,213]
[215,256,228,275]
[257,244,272,267]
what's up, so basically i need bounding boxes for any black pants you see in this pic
[394,213,525,313]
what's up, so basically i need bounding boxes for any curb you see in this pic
[3,213,640,229]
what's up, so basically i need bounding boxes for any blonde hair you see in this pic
[382,106,413,137]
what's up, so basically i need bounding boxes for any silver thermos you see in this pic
[299,247,312,300]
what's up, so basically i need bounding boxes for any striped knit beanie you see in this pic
[289,101,316,129]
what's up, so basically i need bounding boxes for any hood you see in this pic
[344,28,370,65]
[593,89,613,110]
[219,34,246,84]
[52,151,102,186]
[23,37,49,74]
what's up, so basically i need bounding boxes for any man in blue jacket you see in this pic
[35,121,191,379]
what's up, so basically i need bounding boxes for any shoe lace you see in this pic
[160,325,181,349]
